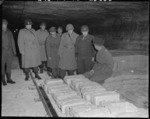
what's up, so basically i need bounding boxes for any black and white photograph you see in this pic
[1,0,149,117]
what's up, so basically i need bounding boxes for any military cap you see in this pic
[3,19,8,24]
[81,25,89,32]
[93,37,105,46]
[24,19,32,25]
[49,27,56,32]
[66,24,74,31]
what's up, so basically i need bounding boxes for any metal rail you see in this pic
[29,71,58,117]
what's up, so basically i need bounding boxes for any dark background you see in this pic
[2,1,149,54]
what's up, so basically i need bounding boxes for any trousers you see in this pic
[2,49,13,76]
[59,69,74,79]
[77,56,93,74]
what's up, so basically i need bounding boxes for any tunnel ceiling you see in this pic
[2,1,149,24]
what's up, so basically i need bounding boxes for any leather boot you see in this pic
[2,75,7,86]
[35,72,42,80]
[25,72,29,81]
[6,73,16,84]
[40,67,44,73]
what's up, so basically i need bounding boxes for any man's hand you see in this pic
[92,57,95,62]
[48,57,51,60]
[89,69,94,75]
[22,52,24,55]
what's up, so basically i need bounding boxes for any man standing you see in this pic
[18,19,41,81]
[36,22,49,73]
[46,27,61,78]
[75,25,96,74]
[84,37,114,84]
[58,24,79,79]
[2,19,16,85]
[57,27,63,37]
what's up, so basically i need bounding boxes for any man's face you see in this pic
[82,31,88,36]
[58,28,63,34]
[68,29,73,34]
[25,25,32,29]
[50,32,56,36]
[2,23,7,30]
[40,25,46,30]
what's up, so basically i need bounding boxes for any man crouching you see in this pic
[84,37,114,85]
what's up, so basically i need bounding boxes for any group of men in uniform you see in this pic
[2,18,114,86]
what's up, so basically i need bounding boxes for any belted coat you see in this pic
[18,28,41,68]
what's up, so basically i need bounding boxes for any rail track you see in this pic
[29,71,58,117]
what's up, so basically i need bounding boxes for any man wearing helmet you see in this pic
[58,24,79,79]
[46,27,61,78]
[36,22,49,73]
[2,19,16,85]
[75,25,96,74]
[18,19,42,81]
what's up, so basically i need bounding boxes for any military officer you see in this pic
[75,25,96,74]
[58,24,79,79]
[2,19,16,85]
[46,27,61,78]
[36,22,49,73]
[57,26,63,37]
[18,19,42,81]
[84,37,114,84]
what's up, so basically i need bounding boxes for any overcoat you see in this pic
[36,29,49,61]
[58,32,79,70]
[84,46,114,84]
[18,28,41,68]
[46,34,61,68]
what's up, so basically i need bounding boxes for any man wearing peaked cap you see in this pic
[46,26,61,78]
[84,37,114,85]
[18,19,42,81]
[2,19,16,85]
[36,21,49,74]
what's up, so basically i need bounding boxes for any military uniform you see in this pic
[46,34,61,77]
[36,29,49,72]
[75,34,95,74]
[58,31,79,78]
[18,28,41,80]
[2,28,16,84]
[84,46,114,84]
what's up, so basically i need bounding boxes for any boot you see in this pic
[25,72,29,81]
[35,72,42,80]
[40,67,44,73]
[47,71,52,77]
[2,75,7,86]
[6,73,16,84]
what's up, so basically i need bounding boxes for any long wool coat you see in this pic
[84,46,114,84]
[58,32,79,70]
[18,28,41,68]
[36,29,49,61]
[46,34,61,68]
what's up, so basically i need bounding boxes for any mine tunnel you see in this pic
[1,1,149,117]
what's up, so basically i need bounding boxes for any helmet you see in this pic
[66,24,74,31]
[24,19,32,25]
[49,27,56,32]
[2,19,8,24]
[40,22,46,26]
[81,25,89,32]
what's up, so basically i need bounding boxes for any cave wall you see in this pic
[2,1,149,51]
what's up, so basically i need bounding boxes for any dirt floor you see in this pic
[1,50,149,117]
